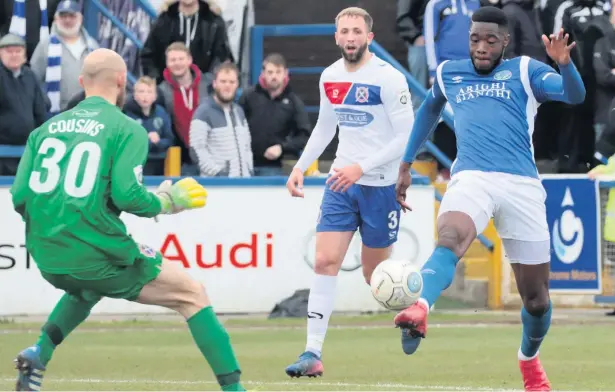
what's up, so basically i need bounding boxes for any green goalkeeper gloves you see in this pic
[155,178,208,214]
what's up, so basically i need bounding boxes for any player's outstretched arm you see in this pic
[110,124,165,218]
[532,29,586,105]
[401,76,448,166]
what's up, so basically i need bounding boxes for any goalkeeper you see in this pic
[10,48,245,392]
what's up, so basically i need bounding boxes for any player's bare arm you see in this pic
[396,162,413,213]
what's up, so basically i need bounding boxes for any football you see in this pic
[370,259,423,311]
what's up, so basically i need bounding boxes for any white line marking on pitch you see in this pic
[0,323,518,335]
[0,377,523,391]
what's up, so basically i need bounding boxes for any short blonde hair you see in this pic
[165,42,191,56]
[335,7,373,32]
[135,76,156,88]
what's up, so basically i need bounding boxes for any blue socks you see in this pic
[419,246,459,307]
[520,301,552,359]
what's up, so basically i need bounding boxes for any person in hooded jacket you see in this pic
[124,76,174,175]
[140,0,233,83]
[157,42,211,173]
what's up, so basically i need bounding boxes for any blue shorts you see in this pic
[316,183,401,248]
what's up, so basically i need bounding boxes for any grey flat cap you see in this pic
[0,34,26,49]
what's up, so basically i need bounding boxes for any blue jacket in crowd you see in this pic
[123,98,174,153]
[424,0,481,78]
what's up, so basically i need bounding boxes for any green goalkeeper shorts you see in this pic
[41,244,164,302]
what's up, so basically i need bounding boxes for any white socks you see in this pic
[305,274,337,357]
[518,348,539,361]
[418,298,430,313]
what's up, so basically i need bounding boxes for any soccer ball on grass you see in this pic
[370,259,423,311]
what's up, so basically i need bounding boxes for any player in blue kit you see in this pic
[393,6,585,392]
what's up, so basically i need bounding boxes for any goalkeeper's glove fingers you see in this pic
[156,178,208,214]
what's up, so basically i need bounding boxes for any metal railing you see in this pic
[82,0,156,85]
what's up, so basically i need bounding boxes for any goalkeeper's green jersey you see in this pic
[10,96,163,274]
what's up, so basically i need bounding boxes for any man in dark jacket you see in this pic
[0,0,61,61]
[238,54,310,176]
[0,34,47,174]
[557,0,610,172]
[592,14,615,138]
[140,0,233,83]
[502,0,547,61]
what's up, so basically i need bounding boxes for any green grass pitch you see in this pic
[0,312,613,391]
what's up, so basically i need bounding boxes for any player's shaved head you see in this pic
[80,48,128,108]
[81,48,126,84]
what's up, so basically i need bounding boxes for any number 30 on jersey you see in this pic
[28,138,101,198]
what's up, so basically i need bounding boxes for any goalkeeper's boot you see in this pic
[14,345,46,391]
[394,301,428,355]
[285,351,323,378]
[519,355,551,391]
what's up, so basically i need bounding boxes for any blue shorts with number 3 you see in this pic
[316,183,401,248]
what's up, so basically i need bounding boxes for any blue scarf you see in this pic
[45,30,96,114]
[8,0,49,43]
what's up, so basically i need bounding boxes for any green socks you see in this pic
[36,293,100,365]
[187,306,244,391]
[35,297,243,391]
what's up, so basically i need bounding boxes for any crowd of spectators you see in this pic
[0,0,312,176]
[397,0,615,178]
[2,0,615,178]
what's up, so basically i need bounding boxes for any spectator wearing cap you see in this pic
[0,34,47,175]
[1,0,61,61]
[30,0,98,115]
[141,0,233,83]
[239,54,311,176]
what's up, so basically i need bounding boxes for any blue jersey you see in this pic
[434,56,561,179]
[403,57,584,173]
[432,56,556,177]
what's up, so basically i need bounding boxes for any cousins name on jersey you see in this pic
[455,82,511,103]
[48,118,105,137]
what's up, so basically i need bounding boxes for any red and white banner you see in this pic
[0,185,434,315]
